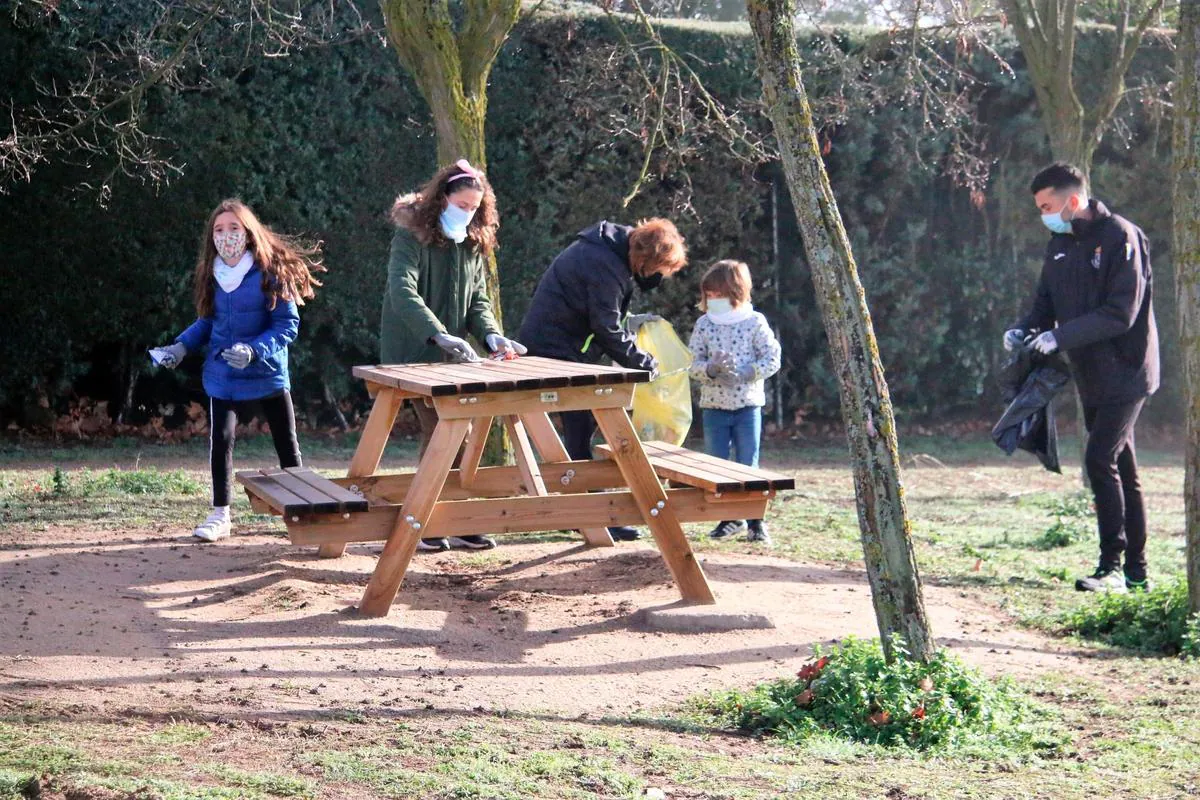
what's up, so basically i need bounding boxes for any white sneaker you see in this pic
[193,511,232,542]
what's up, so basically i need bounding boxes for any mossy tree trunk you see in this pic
[379,0,521,463]
[1174,0,1200,616]
[746,0,934,664]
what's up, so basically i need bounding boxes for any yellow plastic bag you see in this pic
[632,319,693,445]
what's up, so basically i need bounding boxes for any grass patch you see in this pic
[1057,578,1200,656]
[698,637,1067,754]
[205,765,314,797]
[148,723,211,745]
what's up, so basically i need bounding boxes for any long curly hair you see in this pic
[193,198,325,318]
[389,160,499,258]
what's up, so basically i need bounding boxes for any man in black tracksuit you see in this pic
[518,219,687,542]
[1005,163,1159,593]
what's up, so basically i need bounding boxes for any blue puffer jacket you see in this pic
[175,265,299,401]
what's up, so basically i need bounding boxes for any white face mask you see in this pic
[706,297,733,316]
[214,229,247,264]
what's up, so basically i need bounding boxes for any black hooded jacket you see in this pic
[1015,199,1159,406]
[517,221,657,371]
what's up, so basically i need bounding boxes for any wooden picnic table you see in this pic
[238,356,793,618]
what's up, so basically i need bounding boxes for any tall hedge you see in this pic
[0,7,1179,429]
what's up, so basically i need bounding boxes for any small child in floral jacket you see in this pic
[687,260,782,543]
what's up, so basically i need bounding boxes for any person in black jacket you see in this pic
[1004,162,1159,593]
[518,218,688,542]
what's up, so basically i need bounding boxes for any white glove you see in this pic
[155,342,188,369]
[221,343,255,369]
[1031,331,1058,355]
[1002,329,1025,352]
[432,332,481,363]
[485,333,528,356]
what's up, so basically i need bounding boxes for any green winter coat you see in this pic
[379,202,501,365]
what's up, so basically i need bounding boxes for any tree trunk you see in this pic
[1174,0,1200,616]
[747,0,934,663]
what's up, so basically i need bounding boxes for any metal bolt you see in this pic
[604,387,613,395]
[349,484,359,493]
[656,500,665,509]
[290,516,299,523]
[762,490,770,496]
[405,514,415,522]
[468,397,478,404]
[565,469,576,478]
[560,476,571,486]
[342,513,350,520]
[413,522,422,531]
[594,388,604,395]
[649,508,659,517]
[459,398,468,405]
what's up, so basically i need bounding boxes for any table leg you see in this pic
[458,416,493,489]
[319,386,404,559]
[519,412,614,547]
[502,416,547,496]
[358,417,471,617]
[592,407,715,603]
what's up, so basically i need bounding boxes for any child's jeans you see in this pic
[702,406,762,468]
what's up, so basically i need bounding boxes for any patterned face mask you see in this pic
[214,228,247,263]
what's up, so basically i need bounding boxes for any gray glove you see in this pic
[156,342,188,369]
[626,313,662,334]
[485,333,528,356]
[705,350,736,378]
[717,363,758,386]
[432,332,481,363]
[1002,329,1025,352]
[221,343,254,369]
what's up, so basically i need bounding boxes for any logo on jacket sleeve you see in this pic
[1092,247,1102,270]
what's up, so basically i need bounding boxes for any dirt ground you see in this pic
[0,522,1100,719]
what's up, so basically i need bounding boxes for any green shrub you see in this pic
[1059,578,1200,656]
[46,467,201,499]
[1033,492,1092,549]
[698,637,1064,752]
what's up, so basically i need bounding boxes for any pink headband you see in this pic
[446,159,485,185]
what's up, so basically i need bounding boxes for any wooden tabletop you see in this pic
[353,356,652,397]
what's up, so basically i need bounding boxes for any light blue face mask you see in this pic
[1041,200,1074,235]
[706,297,733,316]
[440,203,475,243]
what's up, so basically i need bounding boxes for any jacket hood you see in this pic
[389,193,421,230]
[577,221,632,265]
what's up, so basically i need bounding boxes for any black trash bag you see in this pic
[991,340,1072,474]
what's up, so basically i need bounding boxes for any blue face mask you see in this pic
[706,297,733,316]
[440,203,475,243]
[1041,201,1074,235]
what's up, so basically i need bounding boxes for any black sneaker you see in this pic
[708,520,745,540]
[449,535,496,550]
[608,526,642,542]
[417,538,451,552]
[1074,567,1127,593]
[745,520,771,544]
[1125,576,1150,592]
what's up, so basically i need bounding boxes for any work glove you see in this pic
[705,351,736,378]
[1031,331,1058,355]
[155,342,188,369]
[485,333,528,356]
[717,363,758,386]
[1002,329,1025,352]
[626,313,662,334]
[220,343,255,370]
[431,332,481,363]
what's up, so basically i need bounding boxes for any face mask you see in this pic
[1041,199,1075,235]
[440,203,475,243]
[634,271,664,291]
[213,229,247,264]
[706,297,733,316]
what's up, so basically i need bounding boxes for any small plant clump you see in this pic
[699,638,1064,753]
[1059,578,1200,656]
[1034,492,1093,549]
[37,467,201,500]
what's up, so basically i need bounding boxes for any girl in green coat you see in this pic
[379,159,525,551]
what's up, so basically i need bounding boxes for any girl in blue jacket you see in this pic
[156,199,324,542]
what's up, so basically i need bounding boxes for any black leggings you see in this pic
[209,391,301,507]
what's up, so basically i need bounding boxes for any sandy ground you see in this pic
[0,520,1104,720]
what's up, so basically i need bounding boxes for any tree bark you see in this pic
[1173,0,1200,616]
[747,0,934,663]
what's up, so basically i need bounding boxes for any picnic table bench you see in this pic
[237,356,793,617]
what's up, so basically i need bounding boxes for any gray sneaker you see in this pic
[745,520,771,544]
[708,520,745,540]
[1075,567,1127,593]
